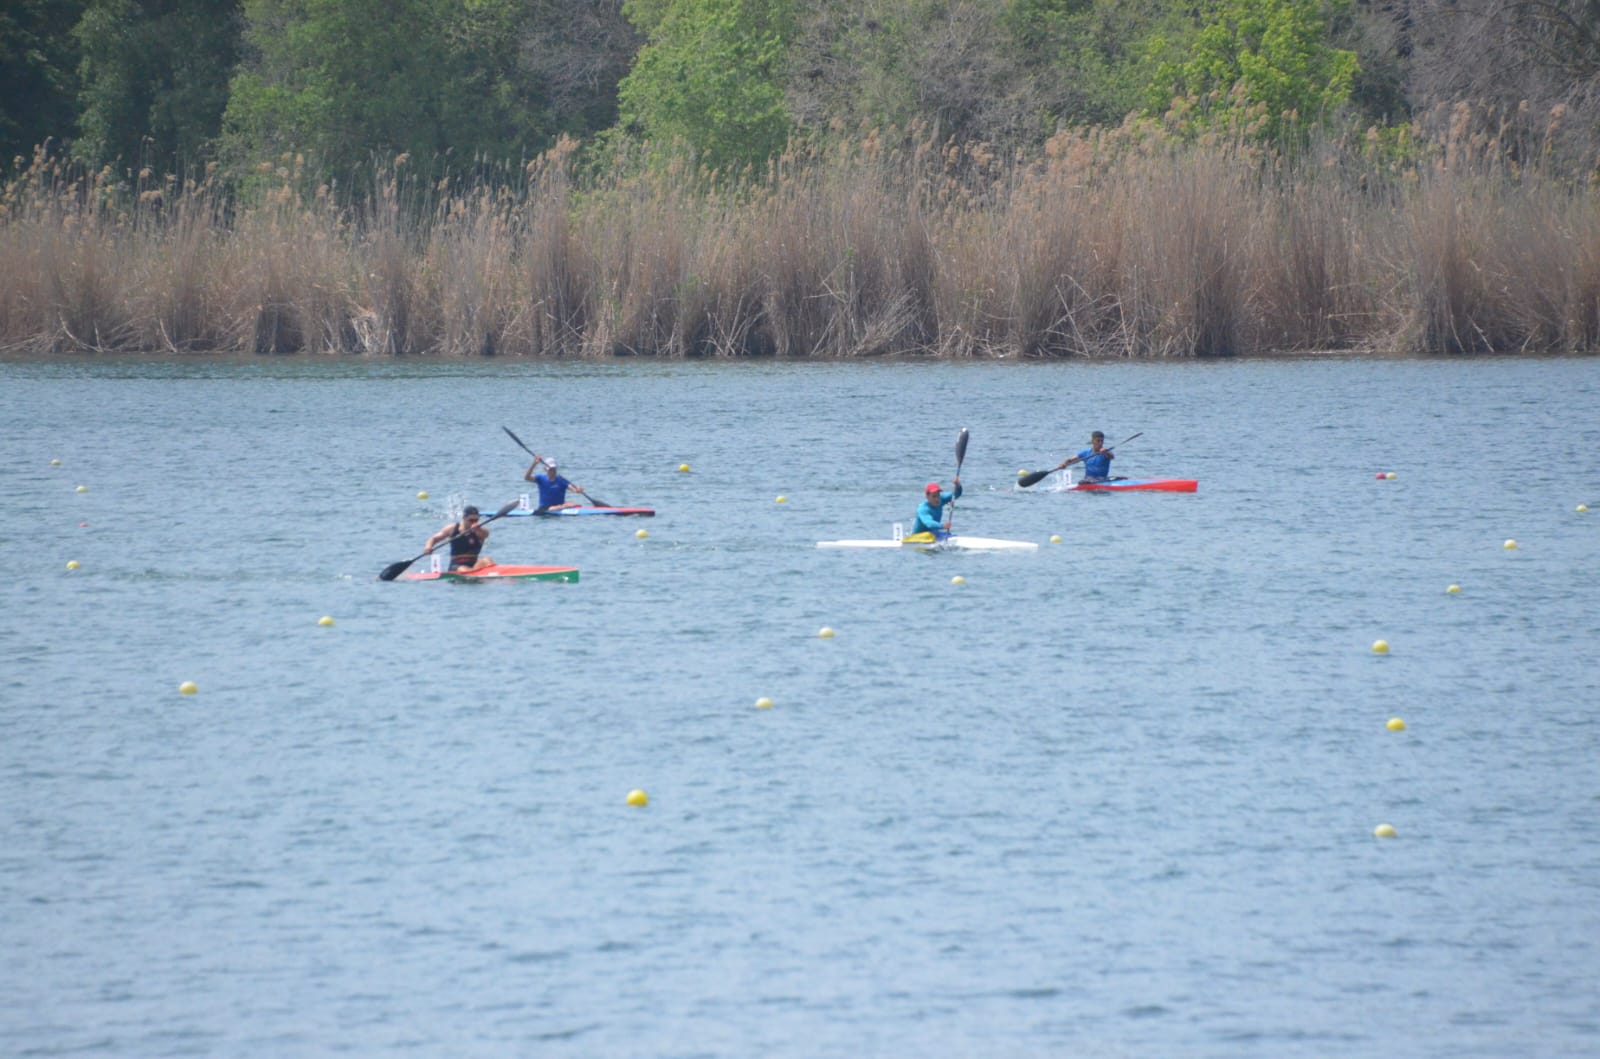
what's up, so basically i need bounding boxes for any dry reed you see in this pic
[2,109,1597,357]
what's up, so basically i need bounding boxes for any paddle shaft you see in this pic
[502,426,609,508]
[379,501,519,581]
[947,428,969,533]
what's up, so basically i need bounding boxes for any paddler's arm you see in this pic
[523,459,542,483]
[423,523,453,553]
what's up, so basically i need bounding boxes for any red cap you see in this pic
[925,482,942,494]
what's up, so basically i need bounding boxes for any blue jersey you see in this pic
[532,472,572,507]
[1078,447,1113,480]
[911,483,962,535]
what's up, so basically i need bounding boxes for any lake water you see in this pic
[3,355,1598,1057]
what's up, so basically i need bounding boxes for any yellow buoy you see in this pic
[817,627,834,639]
[179,681,198,695]
[65,560,80,571]
[776,495,787,503]
[417,490,429,500]
[1385,472,1397,480]
[1049,534,1062,544]
[1504,539,1518,549]
[50,458,61,466]
[318,615,334,626]
[678,463,691,472]
[1374,823,1397,838]
[626,789,648,807]
[1387,717,1406,731]
[635,528,648,539]
[1446,583,1461,594]
[1578,504,1589,513]
[75,484,87,493]
[755,696,774,709]
[951,575,965,585]
[1372,639,1390,654]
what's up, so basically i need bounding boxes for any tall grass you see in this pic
[3,110,1597,357]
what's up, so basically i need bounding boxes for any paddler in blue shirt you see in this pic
[910,478,962,539]
[1054,430,1115,482]
[524,456,586,511]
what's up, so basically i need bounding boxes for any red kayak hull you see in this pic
[402,564,579,582]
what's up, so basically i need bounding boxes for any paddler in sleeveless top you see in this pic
[910,477,962,540]
[424,505,494,570]
[524,455,586,511]
[1053,430,1115,482]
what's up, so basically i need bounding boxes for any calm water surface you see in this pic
[2,356,1598,1057]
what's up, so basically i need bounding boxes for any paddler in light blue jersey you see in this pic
[524,455,586,511]
[910,478,962,540]
[1054,430,1115,482]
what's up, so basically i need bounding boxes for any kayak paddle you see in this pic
[378,500,520,581]
[1017,432,1142,488]
[946,427,969,533]
[502,425,612,509]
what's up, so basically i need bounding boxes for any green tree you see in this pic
[0,0,87,174]
[222,0,559,179]
[788,0,1035,146]
[616,0,795,172]
[1147,0,1359,141]
[1003,0,1189,130]
[516,0,640,142]
[74,0,243,172]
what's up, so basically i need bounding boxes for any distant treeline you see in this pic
[2,0,1598,356]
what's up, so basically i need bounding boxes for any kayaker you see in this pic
[524,456,586,510]
[1054,430,1116,482]
[424,506,494,571]
[911,478,962,539]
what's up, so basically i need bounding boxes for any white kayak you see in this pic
[817,533,1038,552]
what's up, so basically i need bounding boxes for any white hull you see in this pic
[817,535,1038,552]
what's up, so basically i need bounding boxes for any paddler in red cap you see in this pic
[910,476,962,540]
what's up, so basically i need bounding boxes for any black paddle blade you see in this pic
[1017,468,1053,488]
[378,557,416,581]
[956,428,969,467]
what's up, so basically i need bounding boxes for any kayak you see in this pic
[500,501,655,517]
[402,563,580,582]
[817,535,1038,552]
[1068,477,1197,492]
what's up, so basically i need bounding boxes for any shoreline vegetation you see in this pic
[3,109,1598,359]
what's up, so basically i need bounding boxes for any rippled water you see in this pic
[3,355,1598,1057]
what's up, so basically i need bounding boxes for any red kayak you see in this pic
[1068,478,1198,492]
[402,563,579,582]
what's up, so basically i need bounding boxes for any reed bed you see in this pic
[3,112,1597,357]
